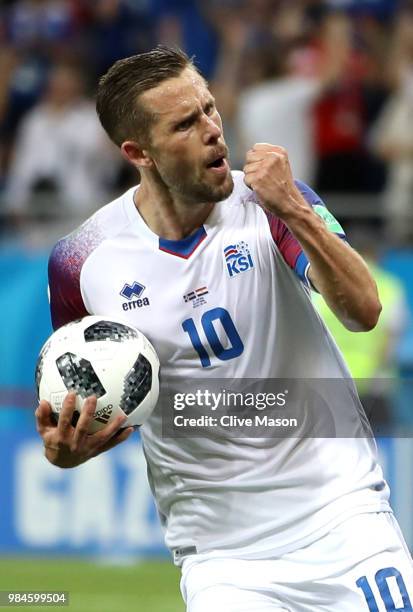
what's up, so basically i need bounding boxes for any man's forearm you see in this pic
[243,143,381,331]
[284,202,381,332]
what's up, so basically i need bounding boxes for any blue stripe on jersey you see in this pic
[295,251,311,286]
[159,226,207,259]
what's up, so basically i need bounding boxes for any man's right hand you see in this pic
[35,392,134,468]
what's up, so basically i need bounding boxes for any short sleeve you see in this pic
[264,179,346,287]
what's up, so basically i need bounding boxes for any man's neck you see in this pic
[134,180,214,241]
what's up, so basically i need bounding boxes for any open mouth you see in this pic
[207,156,225,169]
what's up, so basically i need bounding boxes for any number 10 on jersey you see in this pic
[182,307,244,367]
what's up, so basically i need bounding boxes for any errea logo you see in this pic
[120,281,145,300]
[120,281,150,311]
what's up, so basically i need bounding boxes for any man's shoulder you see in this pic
[49,186,136,268]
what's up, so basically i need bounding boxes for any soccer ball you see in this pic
[35,316,160,432]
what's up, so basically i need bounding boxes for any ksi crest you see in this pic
[224,241,254,278]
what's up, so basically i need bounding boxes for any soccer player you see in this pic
[35,47,413,611]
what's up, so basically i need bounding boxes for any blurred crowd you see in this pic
[0,0,412,246]
[0,0,412,430]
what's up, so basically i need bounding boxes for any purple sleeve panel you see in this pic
[48,218,105,329]
[264,211,308,282]
[48,239,89,330]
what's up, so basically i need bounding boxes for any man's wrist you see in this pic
[277,192,325,234]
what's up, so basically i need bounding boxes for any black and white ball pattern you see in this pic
[36,316,160,432]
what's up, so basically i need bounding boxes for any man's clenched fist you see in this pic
[243,143,302,220]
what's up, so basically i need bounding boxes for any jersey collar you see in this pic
[124,185,222,259]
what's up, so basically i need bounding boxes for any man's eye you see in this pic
[205,103,215,114]
[177,119,192,131]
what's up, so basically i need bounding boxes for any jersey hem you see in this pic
[172,501,392,566]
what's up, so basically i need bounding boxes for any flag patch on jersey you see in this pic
[184,286,208,302]
[184,286,209,308]
[224,241,254,278]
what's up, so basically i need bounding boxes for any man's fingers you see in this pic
[247,149,287,163]
[72,395,97,449]
[243,161,263,174]
[246,143,288,163]
[35,400,56,435]
[252,143,286,153]
[94,427,134,455]
[243,161,264,189]
[246,144,275,162]
[56,392,77,434]
[91,413,128,448]
[72,397,127,456]
[246,149,266,164]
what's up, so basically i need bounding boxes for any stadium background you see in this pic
[1,0,413,610]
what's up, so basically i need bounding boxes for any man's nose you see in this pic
[202,116,221,144]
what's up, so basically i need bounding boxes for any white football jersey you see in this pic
[49,171,390,563]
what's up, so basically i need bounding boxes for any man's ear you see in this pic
[120,141,154,169]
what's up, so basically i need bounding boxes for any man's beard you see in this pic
[157,161,234,205]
